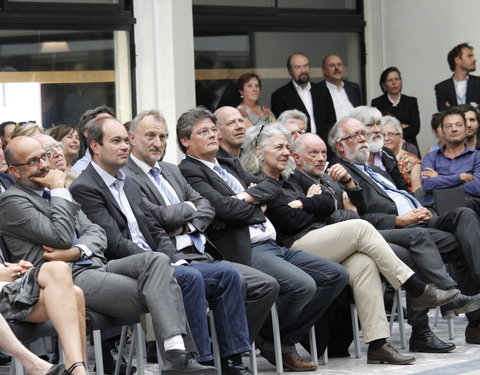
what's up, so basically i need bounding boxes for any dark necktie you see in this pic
[42,189,51,203]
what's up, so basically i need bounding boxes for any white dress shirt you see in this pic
[292,80,317,134]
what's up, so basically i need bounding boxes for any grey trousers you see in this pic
[74,252,188,342]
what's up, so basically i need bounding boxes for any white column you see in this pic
[133,0,195,164]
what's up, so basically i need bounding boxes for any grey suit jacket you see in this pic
[123,158,215,234]
[0,184,107,275]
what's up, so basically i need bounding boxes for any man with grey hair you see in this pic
[349,106,410,191]
[124,109,279,374]
[277,110,307,142]
[331,117,480,345]
[178,107,349,371]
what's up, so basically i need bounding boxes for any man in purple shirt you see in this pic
[421,107,480,214]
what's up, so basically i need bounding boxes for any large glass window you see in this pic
[0,30,115,128]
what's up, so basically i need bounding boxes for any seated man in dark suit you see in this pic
[0,136,216,375]
[177,107,350,371]
[330,116,480,345]
[271,53,336,144]
[124,109,278,351]
[70,116,252,375]
[435,43,480,111]
[291,132,480,353]
[320,55,362,119]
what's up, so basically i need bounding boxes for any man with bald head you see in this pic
[0,135,215,375]
[214,106,246,158]
[320,55,362,119]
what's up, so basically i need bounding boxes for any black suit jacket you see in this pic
[435,74,480,111]
[271,81,336,142]
[70,163,180,262]
[0,172,15,191]
[338,159,415,229]
[371,94,420,147]
[319,80,362,107]
[178,155,280,266]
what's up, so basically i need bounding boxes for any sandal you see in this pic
[46,363,65,375]
[63,361,87,375]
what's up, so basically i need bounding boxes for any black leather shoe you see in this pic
[96,348,137,375]
[162,349,217,375]
[367,343,415,365]
[222,364,252,375]
[409,327,456,353]
[0,351,11,365]
[441,293,480,319]
[410,285,459,311]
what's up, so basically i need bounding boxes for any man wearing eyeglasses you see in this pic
[331,116,480,346]
[421,107,480,215]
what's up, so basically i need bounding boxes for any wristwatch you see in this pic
[237,193,246,201]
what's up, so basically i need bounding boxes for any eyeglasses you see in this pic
[195,127,218,137]
[339,131,368,142]
[44,142,63,154]
[255,123,266,147]
[12,152,51,168]
[383,132,401,138]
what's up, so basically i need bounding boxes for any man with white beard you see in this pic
[348,106,410,191]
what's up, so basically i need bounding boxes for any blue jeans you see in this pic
[251,240,349,345]
[174,263,251,362]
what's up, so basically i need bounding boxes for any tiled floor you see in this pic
[3,312,480,374]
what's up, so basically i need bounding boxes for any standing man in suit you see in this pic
[329,117,480,344]
[70,116,253,375]
[124,109,278,353]
[320,55,362,119]
[435,43,480,111]
[271,53,336,144]
[0,136,216,375]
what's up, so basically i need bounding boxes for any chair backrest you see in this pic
[433,187,467,215]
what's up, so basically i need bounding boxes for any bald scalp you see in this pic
[292,133,324,154]
[214,106,241,127]
[4,136,43,166]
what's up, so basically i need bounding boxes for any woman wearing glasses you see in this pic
[371,67,421,156]
[381,116,421,192]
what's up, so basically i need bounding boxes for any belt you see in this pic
[181,246,197,254]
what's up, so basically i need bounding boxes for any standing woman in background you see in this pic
[237,73,276,128]
[371,67,421,156]
[48,125,81,170]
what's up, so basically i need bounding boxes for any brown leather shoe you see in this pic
[466,325,480,344]
[281,351,317,372]
[367,343,415,365]
[257,342,316,371]
[410,285,459,311]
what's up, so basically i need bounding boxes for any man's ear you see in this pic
[335,141,344,155]
[89,139,100,155]
[179,137,189,150]
[292,152,301,166]
[7,165,19,180]
[128,132,135,147]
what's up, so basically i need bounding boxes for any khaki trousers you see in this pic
[292,219,414,342]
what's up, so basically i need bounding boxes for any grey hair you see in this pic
[176,107,216,154]
[277,109,308,128]
[130,109,167,134]
[349,106,382,126]
[240,122,292,178]
[380,115,403,135]
[87,116,119,147]
[327,117,352,155]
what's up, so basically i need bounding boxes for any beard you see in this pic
[368,136,384,153]
[344,143,370,164]
[295,73,310,85]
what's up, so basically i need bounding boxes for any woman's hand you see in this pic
[0,263,26,282]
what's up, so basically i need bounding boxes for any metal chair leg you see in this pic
[270,303,283,375]
[308,325,318,366]
[249,342,257,375]
[350,303,361,359]
[208,310,222,375]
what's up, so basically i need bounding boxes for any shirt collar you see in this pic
[325,80,344,90]
[91,161,125,188]
[439,144,474,157]
[188,154,218,171]
[292,79,311,92]
[130,154,160,176]
[387,94,401,106]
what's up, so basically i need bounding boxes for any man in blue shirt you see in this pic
[421,107,480,214]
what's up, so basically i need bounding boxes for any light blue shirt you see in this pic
[91,161,152,252]
[354,163,419,215]
[71,149,92,174]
